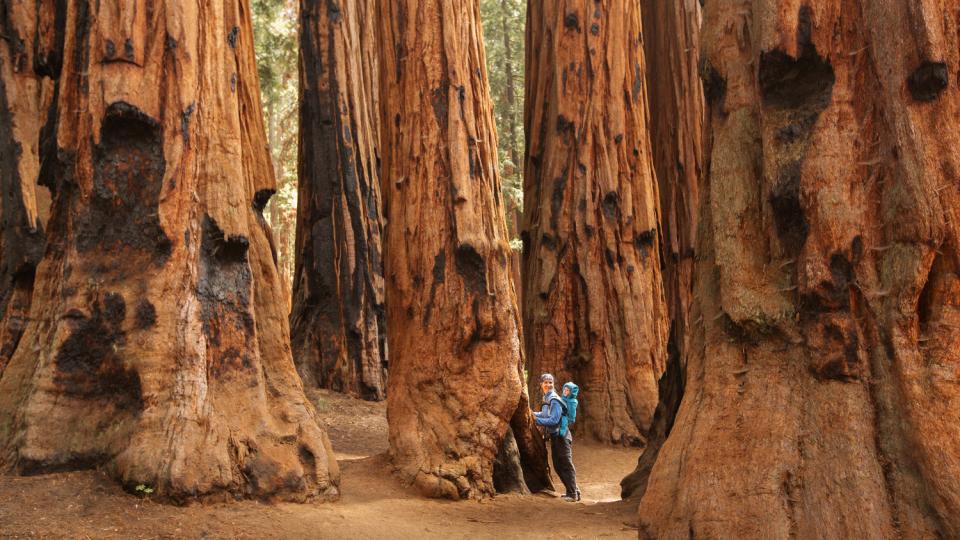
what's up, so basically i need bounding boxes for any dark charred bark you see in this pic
[0,0,54,374]
[291,0,387,401]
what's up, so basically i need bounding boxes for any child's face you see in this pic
[562,387,570,397]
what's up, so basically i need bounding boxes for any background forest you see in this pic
[252,0,525,289]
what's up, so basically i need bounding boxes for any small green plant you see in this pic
[134,484,154,495]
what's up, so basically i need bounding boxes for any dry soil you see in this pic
[0,389,641,539]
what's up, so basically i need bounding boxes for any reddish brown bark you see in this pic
[0,0,338,502]
[378,0,551,499]
[621,0,705,500]
[638,2,960,537]
[640,0,705,373]
[523,0,668,445]
[0,0,54,374]
[291,0,387,400]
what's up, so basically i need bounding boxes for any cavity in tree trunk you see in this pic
[523,0,668,445]
[0,0,339,502]
[291,0,387,400]
[638,2,960,537]
[0,0,55,374]
[378,0,551,499]
[621,0,705,500]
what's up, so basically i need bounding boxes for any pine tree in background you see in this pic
[480,0,524,239]
[252,0,299,293]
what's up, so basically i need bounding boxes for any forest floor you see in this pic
[0,389,641,539]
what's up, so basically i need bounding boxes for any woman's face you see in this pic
[540,379,554,395]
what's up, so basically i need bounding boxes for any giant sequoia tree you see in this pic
[378,0,551,499]
[637,2,960,537]
[523,1,668,444]
[0,0,54,374]
[621,0,705,499]
[0,0,338,502]
[291,0,387,400]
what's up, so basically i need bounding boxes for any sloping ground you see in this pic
[0,390,639,539]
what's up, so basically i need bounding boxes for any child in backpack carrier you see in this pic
[559,382,579,437]
[558,381,580,502]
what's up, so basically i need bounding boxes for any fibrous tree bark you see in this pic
[291,0,387,400]
[523,0,668,445]
[0,0,338,502]
[621,0,704,500]
[0,0,55,374]
[378,0,551,499]
[638,2,960,537]
[638,0,704,383]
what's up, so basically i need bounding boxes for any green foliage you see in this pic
[481,0,525,223]
[252,0,299,287]
[134,484,154,495]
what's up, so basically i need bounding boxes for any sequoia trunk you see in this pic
[291,0,387,400]
[621,0,705,499]
[0,0,55,374]
[0,0,339,502]
[523,0,668,444]
[378,0,551,498]
[638,2,960,537]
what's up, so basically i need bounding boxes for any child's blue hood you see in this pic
[563,382,579,398]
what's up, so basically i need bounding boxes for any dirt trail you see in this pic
[0,390,641,539]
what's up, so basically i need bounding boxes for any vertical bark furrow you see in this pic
[379,0,549,499]
[291,0,387,401]
[0,0,54,375]
[637,2,960,537]
[523,0,668,445]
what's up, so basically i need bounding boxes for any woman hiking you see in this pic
[533,373,581,502]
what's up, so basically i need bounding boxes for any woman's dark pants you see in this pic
[550,434,578,497]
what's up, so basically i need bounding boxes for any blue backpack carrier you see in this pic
[557,382,579,437]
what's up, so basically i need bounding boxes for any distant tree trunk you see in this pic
[378,0,551,499]
[523,0,668,445]
[638,2,960,537]
[639,0,704,387]
[499,0,520,171]
[291,0,387,400]
[499,0,523,304]
[0,0,339,502]
[0,0,54,374]
[620,0,704,499]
